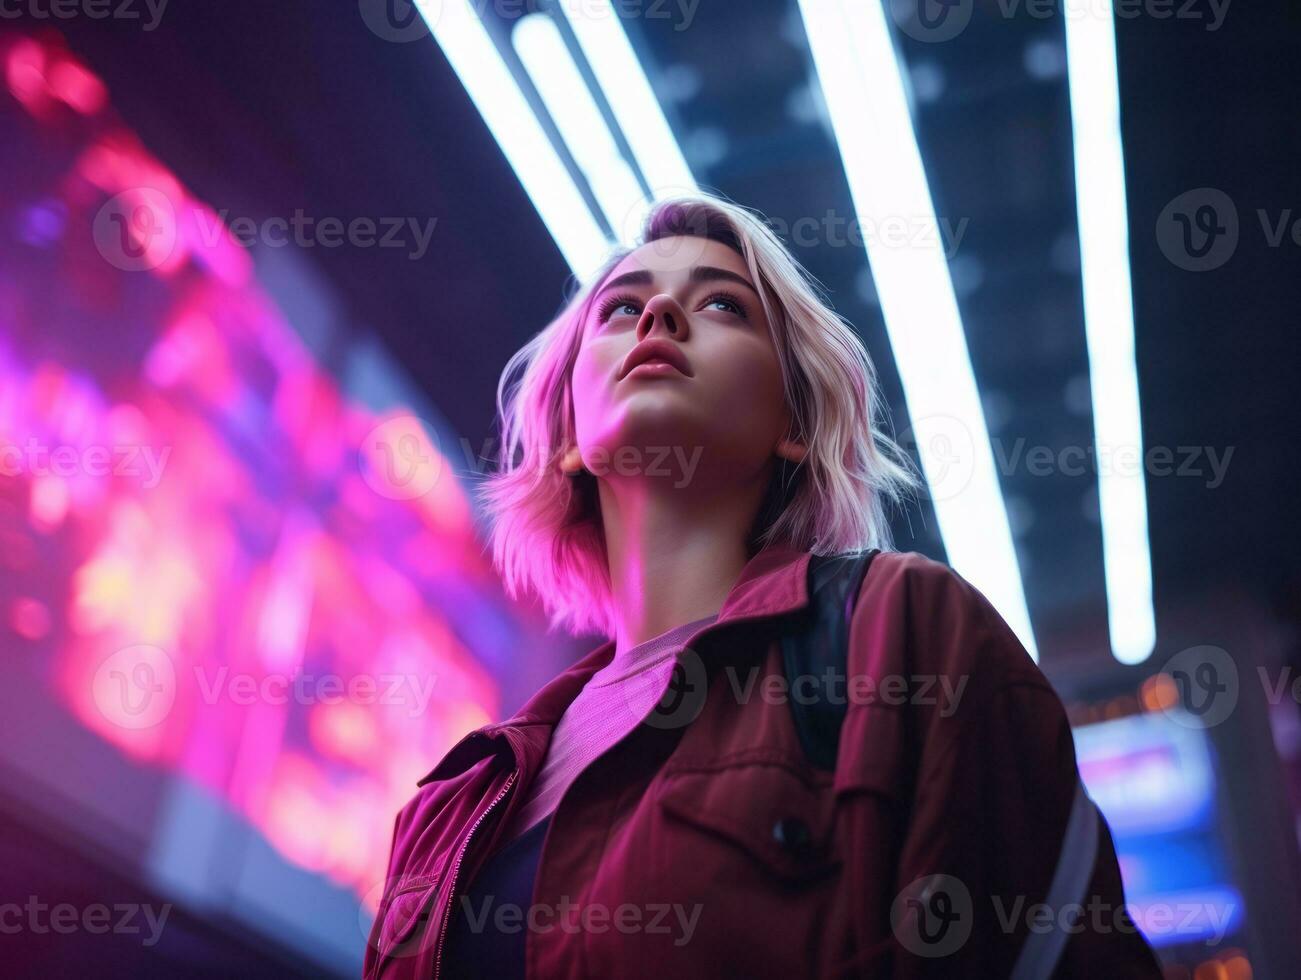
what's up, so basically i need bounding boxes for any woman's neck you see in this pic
[597,476,769,655]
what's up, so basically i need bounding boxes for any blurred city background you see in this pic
[1,1,1299,977]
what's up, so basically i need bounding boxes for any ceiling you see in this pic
[27,0,1301,673]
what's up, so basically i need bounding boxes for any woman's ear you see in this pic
[559,444,586,475]
[774,437,808,464]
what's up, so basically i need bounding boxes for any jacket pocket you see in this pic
[654,751,841,885]
[368,871,441,977]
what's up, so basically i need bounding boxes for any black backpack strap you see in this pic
[778,550,879,770]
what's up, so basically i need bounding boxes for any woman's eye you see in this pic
[703,296,745,317]
[598,297,642,323]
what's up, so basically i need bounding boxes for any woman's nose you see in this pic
[636,293,690,342]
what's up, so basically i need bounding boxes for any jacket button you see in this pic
[772,817,812,855]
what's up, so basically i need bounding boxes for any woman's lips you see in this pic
[618,338,693,379]
[624,359,687,378]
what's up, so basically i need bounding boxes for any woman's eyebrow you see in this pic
[594,269,654,297]
[689,265,759,295]
[593,265,759,301]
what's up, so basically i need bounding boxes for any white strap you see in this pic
[1009,778,1100,980]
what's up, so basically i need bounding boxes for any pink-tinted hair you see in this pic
[481,193,918,638]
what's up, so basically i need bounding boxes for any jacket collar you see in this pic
[417,542,812,785]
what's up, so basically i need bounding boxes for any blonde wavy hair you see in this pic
[481,193,918,637]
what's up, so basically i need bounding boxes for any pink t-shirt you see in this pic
[499,613,718,843]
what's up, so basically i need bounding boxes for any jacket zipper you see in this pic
[431,768,518,980]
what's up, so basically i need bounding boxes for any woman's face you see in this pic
[570,236,789,488]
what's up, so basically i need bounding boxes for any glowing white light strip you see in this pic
[797,0,1038,658]
[1064,0,1155,664]
[413,0,610,279]
[513,14,651,244]
[560,2,697,201]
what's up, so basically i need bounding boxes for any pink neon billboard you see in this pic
[0,33,535,905]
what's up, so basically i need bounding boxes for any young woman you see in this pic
[364,194,1161,979]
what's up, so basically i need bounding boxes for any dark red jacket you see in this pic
[364,546,1162,979]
